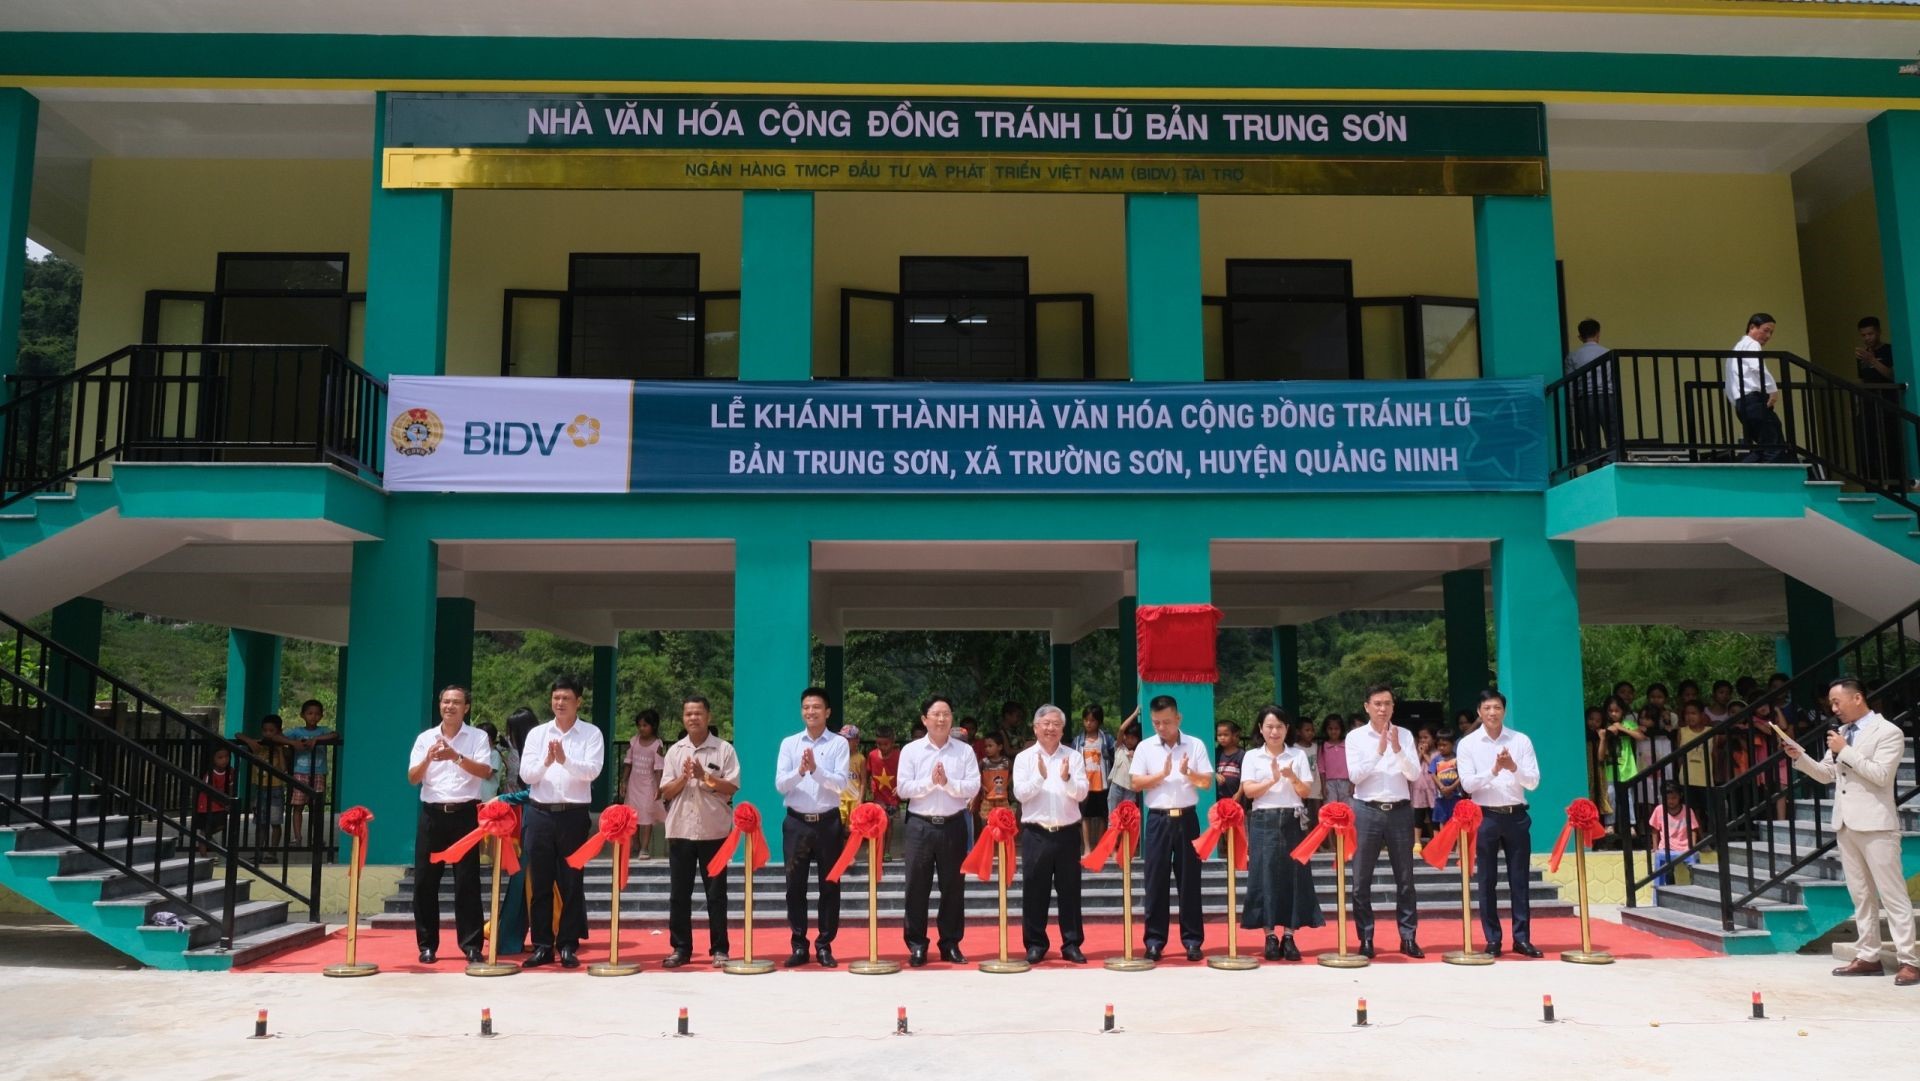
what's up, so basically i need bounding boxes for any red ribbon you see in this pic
[960,806,1020,880]
[1291,801,1356,864]
[826,802,889,883]
[1423,800,1483,873]
[431,800,520,874]
[1191,799,1250,870]
[337,805,373,874]
[1548,798,1608,873]
[706,803,771,877]
[1081,799,1142,871]
[566,804,639,891]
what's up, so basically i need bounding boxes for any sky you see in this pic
[26,239,50,260]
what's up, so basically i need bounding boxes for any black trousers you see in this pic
[523,803,590,950]
[1573,392,1616,458]
[1020,823,1085,951]
[1474,809,1533,947]
[1352,801,1419,942]
[902,813,967,951]
[668,837,730,955]
[783,810,845,948]
[412,801,483,953]
[1735,392,1788,463]
[1142,808,1203,951]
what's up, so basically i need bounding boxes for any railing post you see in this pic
[1614,778,1634,906]
[1710,783,1734,932]
[222,796,240,951]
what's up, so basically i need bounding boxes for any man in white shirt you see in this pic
[1563,318,1614,459]
[1456,688,1543,958]
[406,684,495,965]
[1013,704,1090,964]
[659,694,742,968]
[774,687,849,968]
[1345,682,1424,958]
[517,676,605,969]
[1724,312,1787,463]
[1129,694,1214,962]
[896,695,982,966]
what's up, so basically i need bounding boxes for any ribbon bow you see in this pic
[1423,800,1483,872]
[432,799,520,874]
[1191,799,1249,869]
[960,806,1020,880]
[566,804,639,891]
[1291,801,1356,864]
[706,803,771,877]
[1081,799,1142,871]
[826,802,890,883]
[337,806,373,873]
[1548,798,1608,873]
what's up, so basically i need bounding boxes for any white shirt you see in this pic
[1242,745,1314,810]
[1129,732,1213,810]
[1564,341,1614,392]
[1346,723,1421,802]
[1724,334,1778,402]
[774,727,850,815]
[894,736,982,816]
[408,723,494,804]
[1012,742,1089,828]
[1456,725,1542,807]
[518,718,605,804]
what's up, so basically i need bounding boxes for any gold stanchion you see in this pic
[322,831,377,978]
[1442,828,1494,965]
[466,836,519,977]
[725,833,775,974]
[1208,830,1259,970]
[1319,832,1369,969]
[979,839,1030,973]
[1561,840,1614,965]
[850,835,900,975]
[1105,832,1154,971]
[590,839,642,977]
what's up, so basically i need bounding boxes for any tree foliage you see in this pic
[18,253,81,376]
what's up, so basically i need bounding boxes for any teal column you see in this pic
[333,645,350,803]
[1271,625,1300,717]
[431,597,475,697]
[1136,534,1214,817]
[48,597,102,728]
[1783,575,1838,710]
[1474,194,1561,381]
[1870,112,1920,456]
[592,644,618,809]
[340,513,436,863]
[1126,194,1203,381]
[1443,569,1491,720]
[365,92,451,378]
[224,629,283,736]
[734,535,810,861]
[822,644,845,730]
[1490,531,1584,839]
[1049,639,1074,718]
[0,89,36,387]
[740,191,814,380]
[1117,596,1138,721]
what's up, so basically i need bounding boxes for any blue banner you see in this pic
[630,380,1545,493]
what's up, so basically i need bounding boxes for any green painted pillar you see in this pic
[822,644,845,731]
[340,513,436,863]
[1490,531,1584,840]
[332,645,351,801]
[1126,194,1203,381]
[1870,112,1920,476]
[0,89,35,389]
[592,644,618,809]
[1117,596,1138,722]
[1443,569,1491,720]
[432,597,475,697]
[47,597,102,731]
[1271,625,1301,717]
[1783,575,1838,709]
[1136,534,1214,817]
[1474,194,1560,381]
[1049,639,1073,718]
[740,191,814,380]
[365,92,451,378]
[224,629,283,736]
[734,534,810,861]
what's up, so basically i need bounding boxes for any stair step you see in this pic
[6,833,176,876]
[1649,883,1805,929]
[97,875,255,921]
[0,793,107,826]
[3,814,139,850]
[141,898,292,949]
[1836,496,1878,504]
[46,854,216,899]
[1872,513,1910,521]
[0,773,66,799]
[1619,904,1774,950]
[183,918,329,966]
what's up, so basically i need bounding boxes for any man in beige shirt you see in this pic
[659,695,742,968]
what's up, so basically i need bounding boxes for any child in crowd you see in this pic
[196,745,235,855]
[1318,714,1351,805]
[617,709,667,859]
[1214,721,1245,803]
[1411,726,1438,848]
[1647,783,1701,886]
[1293,714,1323,815]
[476,721,503,801]
[235,714,288,847]
[977,732,1014,817]
[1108,715,1142,822]
[1429,732,1462,833]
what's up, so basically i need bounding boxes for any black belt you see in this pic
[1360,799,1410,812]
[1480,804,1529,815]
[907,811,958,825]
[1248,807,1299,816]
[1736,390,1769,401]
[423,800,479,814]
[529,800,589,813]
[1147,807,1191,818]
[1023,820,1077,833]
[787,808,838,824]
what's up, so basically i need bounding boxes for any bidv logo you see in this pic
[463,413,603,456]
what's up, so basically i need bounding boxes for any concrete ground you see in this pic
[3,913,1918,1081]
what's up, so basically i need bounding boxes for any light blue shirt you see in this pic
[774,728,850,815]
[285,726,334,774]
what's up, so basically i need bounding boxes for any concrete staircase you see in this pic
[1801,479,1920,568]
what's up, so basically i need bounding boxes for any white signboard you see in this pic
[383,376,634,493]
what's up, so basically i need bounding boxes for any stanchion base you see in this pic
[321,962,379,978]
[1207,955,1261,971]
[1318,953,1371,969]
[724,959,777,975]
[1442,950,1496,966]
[1560,950,1615,965]
[465,961,521,977]
[979,958,1031,974]
[588,962,643,977]
[849,959,902,975]
[1104,956,1156,972]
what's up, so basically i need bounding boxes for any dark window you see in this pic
[1355,296,1481,380]
[567,253,703,379]
[1220,259,1358,381]
[900,257,1030,380]
[213,252,351,351]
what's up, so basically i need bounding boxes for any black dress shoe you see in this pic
[661,950,690,969]
[1144,946,1164,962]
[907,947,929,968]
[418,948,437,965]
[1025,946,1047,964]
[939,945,967,965]
[816,945,838,968]
[464,947,484,964]
[1281,935,1301,962]
[1401,939,1425,959]
[558,945,580,969]
[1488,943,1504,958]
[521,946,554,969]
[1264,934,1282,961]
[1359,937,1375,959]
[1061,946,1087,964]
[1185,945,1205,962]
[784,949,810,969]
[1514,941,1543,958]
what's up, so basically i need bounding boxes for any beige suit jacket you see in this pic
[1789,712,1905,834]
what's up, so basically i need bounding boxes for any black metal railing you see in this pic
[0,344,387,508]
[0,609,324,950]
[1548,349,1920,519]
[1616,597,1920,930]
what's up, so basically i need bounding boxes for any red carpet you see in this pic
[241,915,1709,973]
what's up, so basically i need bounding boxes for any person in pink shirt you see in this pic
[1318,714,1352,805]
[1647,783,1701,886]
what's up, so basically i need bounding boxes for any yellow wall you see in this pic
[1797,187,1886,378]
[1201,194,1478,297]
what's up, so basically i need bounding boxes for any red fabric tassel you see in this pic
[706,803,771,878]
[1291,801,1356,864]
[337,805,373,874]
[1081,799,1141,871]
[1191,799,1249,869]
[1423,800,1483,872]
[1135,603,1223,683]
[826,802,889,883]
[433,800,520,875]
[567,804,639,891]
[1548,798,1608,873]
[960,807,1020,880]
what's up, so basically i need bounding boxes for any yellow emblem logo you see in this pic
[390,408,444,457]
[567,414,601,448]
